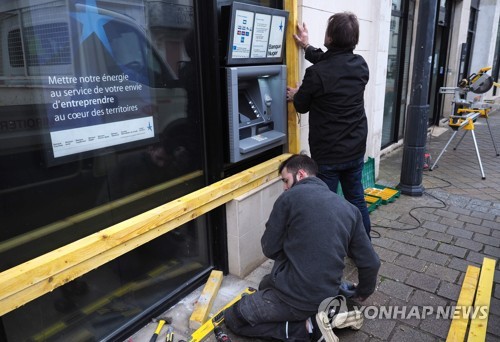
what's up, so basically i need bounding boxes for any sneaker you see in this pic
[311,311,339,342]
[331,309,364,330]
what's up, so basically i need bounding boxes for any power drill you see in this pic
[214,327,232,342]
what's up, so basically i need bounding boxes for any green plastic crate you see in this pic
[336,157,400,205]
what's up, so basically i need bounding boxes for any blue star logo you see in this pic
[279,21,283,31]
[147,122,153,131]
[71,0,114,55]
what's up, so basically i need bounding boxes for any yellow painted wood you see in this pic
[467,257,497,342]
[446,265,480,342]
[285,0,300,153]
[189,270,224,329]
[0,154,290,316]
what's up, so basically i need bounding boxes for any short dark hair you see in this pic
[278,154,318,176]
[325,12,359,50]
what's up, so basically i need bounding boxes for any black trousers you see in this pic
[224,275,315,341]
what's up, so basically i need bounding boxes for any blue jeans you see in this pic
[317,158,371,237]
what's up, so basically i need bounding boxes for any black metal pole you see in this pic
[398,0,437,196]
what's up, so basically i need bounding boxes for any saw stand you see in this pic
[430,67,499,179]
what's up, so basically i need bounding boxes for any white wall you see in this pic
[470,0,500,100]
[296,0,392,176]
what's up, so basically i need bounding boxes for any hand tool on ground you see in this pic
[165,326,174,342]
[188,287,256,342]
[149,317,172,342]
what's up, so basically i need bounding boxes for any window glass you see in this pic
[1,0,209,340]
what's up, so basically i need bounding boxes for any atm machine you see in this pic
[220,2,288,163]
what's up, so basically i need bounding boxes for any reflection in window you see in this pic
[1,1,209,340]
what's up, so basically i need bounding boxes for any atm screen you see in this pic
[238,91,262,124]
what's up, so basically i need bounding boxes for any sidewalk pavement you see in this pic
[127,111,500,342]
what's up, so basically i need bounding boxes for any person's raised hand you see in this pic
[293,22,310,49]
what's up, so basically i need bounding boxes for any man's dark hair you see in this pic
[325,12,359,50]
[278,154,318,176]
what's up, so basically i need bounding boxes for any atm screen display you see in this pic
[238,91,262,125]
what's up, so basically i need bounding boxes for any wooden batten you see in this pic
[0,154,290,316]
[285,0,300,154]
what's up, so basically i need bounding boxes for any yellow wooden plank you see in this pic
[285,0,300,154]
[189,270,224,329]
[446,265,480,342]
[0,154,290,316]
[467,257,497,342]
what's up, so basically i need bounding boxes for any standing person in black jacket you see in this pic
[224,154,380,342]
[286,12,371,236]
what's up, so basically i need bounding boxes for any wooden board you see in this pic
[467,258,496,342]
[446,265,480,342]
[189,270,224,329]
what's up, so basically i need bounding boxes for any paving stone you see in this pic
[409,227,427,236]
[359,314,396,340]
[379,262,411,282]
[457,214,481,225]
[335,329,369,342]
[373,246,399,263]
[466,223,493,236]
[405,272,440,293]
[493,230,500,239]
[408,289,447,307]
[425,264,460,283]
[495,284,500,299]
[470,211,497,221]
[407,236,439,250]
[448,257,476,272]
[389,241,420,257]
[371,237,393,249]
[466,251,488,264]
[487,314,500,337]
[426,231,453,243]
[435,208,458,219]
[437,243,467,258]
[394,254,427,272]
[416,248,449,265]
[386,231,412,243]
[437,281,461,300]
[447,227,474,239]
[474,233,500,247]
[422,221,448,233]
[361,288,391,307]
[491,297,500,316]
[484,245,500,258]
[386,298,420,327]
[448,206,471,216]
[378,279,414,302]
[440,217,464,228]
[389,324,436,342]
[454,237,484,252]
[482,219,500,230]
[419,316,451,339]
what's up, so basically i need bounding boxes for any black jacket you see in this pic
[293,46,369,165]
[261,177,380,311]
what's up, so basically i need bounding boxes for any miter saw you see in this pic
[431,67,499,179]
